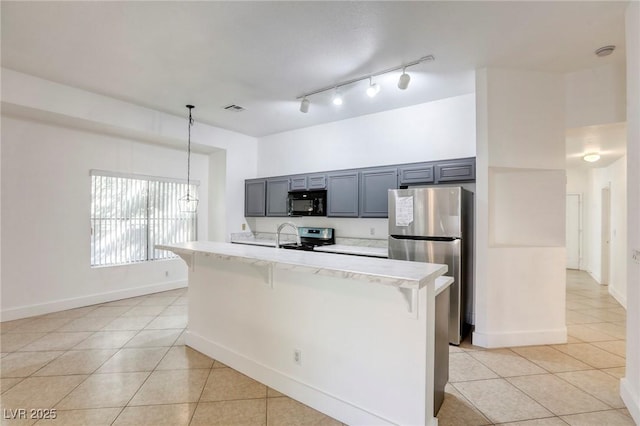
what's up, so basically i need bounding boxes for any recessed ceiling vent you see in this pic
[223,104,246,112]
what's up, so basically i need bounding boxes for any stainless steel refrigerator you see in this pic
[388,187,474,345]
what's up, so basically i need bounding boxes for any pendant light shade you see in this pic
[179,105,198,213]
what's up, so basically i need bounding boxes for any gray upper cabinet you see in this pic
[266,178,290,217]
[307,174,327,190]
[245,179,266,217]
[327,171,359,217]
[435,158,475,183]
[359,167,398,218]
[245,157,475,218]
[398,163,435,186]
[289,176,307,191]
[289,173,327,191]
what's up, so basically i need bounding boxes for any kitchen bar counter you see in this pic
[158,241,451,426]
[159,241,441,290]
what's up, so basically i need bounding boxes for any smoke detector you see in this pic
[595,45,615,57]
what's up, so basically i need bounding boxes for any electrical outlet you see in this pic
[242,223,246,231]
[370,227,375,236]
[165,271,169,277]
[633,249,640,264]
[293,349,302,365]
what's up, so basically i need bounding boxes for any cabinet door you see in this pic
[245,179,266,217]
[398,163,435,186]
[359,167,398,218]
[266,178,290,216]
[307,174,327,190]
[435,158,476,183]
[327,172,359,217]
[289,176,307,191]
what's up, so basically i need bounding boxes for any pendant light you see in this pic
[178,105,199,213]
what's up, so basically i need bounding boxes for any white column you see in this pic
[474,68,567,348]
[621,2,640,423]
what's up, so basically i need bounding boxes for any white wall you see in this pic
[257,94,476,176]
[1,116,207,319]
[621,2,640,423]
[565,62,626,129]
[1,69,259,320]
[250,94,476,238]
[475,68,567,348]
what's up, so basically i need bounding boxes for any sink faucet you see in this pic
[276,222,301,248]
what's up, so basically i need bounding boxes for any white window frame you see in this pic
[90,170,198,267]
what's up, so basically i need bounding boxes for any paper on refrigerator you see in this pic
[395,196,414,226]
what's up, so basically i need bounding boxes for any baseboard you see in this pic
[608,285,627,309]
[0,280,187,321]
[472,327,567,348]
[620,378,640,425]
[186,330,436,426]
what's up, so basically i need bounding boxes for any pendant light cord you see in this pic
[186,105,194,198]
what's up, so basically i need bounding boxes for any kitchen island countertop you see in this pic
[158,241,444,290]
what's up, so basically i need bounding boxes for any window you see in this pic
[90,170,198,267]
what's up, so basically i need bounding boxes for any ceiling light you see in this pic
[178,105,199,213]
[296,54,434,113]
[595,45,615,57]
[300,97,310,113]
[332,88,343,106]
[583,152,601,163]
[398,68,411,90]
[366,78,380,98]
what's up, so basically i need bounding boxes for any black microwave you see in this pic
[288,190,326,216]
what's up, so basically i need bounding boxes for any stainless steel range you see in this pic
[279,226,335,251]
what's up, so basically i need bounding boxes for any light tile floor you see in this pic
[439,270,634,426]
[0,270,634,425]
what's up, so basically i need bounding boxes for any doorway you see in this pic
[566,194,581,270]
[600,187,610,285]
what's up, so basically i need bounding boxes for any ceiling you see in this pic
[1,1,629,146]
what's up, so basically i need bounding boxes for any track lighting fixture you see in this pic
[397,67,411,90]
[366,77,380,98]
[300,97,310,113]
[296,54,434,112]
[332,88,343,106]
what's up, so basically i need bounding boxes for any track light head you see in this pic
[332,89,343,106]
[398,69,410,90]
[366,78,380,98]
[300,97,310,113]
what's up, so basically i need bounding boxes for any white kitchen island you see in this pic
[158,241,452,426]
